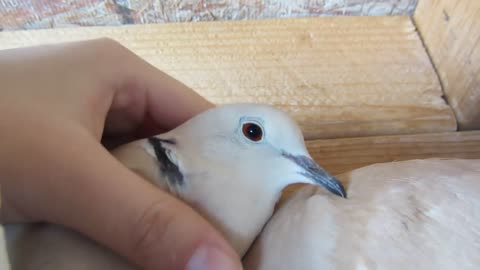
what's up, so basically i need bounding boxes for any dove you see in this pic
[2,103,345,270]
[243,159,480,270]
[0,222,10,270]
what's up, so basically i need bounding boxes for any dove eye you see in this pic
[242,122,263,142]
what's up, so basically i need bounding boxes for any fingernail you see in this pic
[186,245,242,270]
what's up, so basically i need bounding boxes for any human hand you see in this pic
[0,38,241,270]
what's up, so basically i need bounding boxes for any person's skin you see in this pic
[0,38,242,270]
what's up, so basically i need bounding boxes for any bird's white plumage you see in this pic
[139,103,324,256]
[2,103,335,269]
[243,159,480,270]
[0,225,10,269]
[3,103,478,270]
[5,224,136,270]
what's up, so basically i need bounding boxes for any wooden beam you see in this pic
[307,130,480,175]
[414,0,480,130]
[0,16,456,139]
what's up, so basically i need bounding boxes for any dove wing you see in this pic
[244,159,480,270]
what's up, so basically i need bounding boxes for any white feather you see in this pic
[3,103,321,269]
[243,159,480,270]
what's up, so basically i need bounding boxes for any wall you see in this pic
[0,0,418,31]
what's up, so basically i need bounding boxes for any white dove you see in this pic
[3,103,345,270]
[0,220,10,269]
[243,159,480,270]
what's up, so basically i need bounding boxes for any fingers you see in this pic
[0,117,241,269]
[0,39,235,269]
[114,38,214,129]
[67,140,241,270]
[96,37,215,146]
[1,38,213,141]
[98,38,214,137]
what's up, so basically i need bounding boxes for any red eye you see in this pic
[242,122,263,142]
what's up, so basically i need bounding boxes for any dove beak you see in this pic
[282,152,347,198]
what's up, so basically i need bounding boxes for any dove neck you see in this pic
[181,164,285,257]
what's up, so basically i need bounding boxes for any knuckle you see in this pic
[92,38,129,59]
[79,37,131,66]
[92,37,124,52]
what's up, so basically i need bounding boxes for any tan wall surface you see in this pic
[0,16,456,139]
[414,0,480,130]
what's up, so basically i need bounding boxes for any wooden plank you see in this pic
[0,16,456,139]
[414,0,480,130]
[307,130,480,175]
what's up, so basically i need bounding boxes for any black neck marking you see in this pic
[148,137,183,186]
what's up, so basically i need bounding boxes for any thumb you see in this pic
[11,131,242,270]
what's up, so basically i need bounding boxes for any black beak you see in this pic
[282,152,347,198]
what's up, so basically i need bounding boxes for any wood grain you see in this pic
[307,130,480,175]
[0,16,456,139]
[414,0,480,130]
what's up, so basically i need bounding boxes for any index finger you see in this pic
[97,38,214,139]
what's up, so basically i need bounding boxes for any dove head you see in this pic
[143,103,345,256]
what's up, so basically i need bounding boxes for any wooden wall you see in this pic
[414,0,480,130]
[0,0,479,175]
[0,16,456,140]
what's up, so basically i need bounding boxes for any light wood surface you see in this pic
[307,130,480,175]
[0,16,456,139]
[414,0,480,130]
